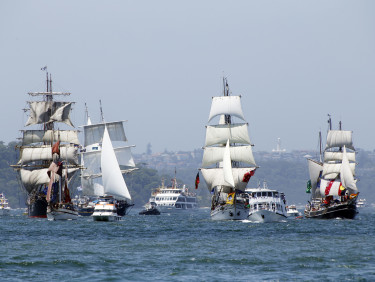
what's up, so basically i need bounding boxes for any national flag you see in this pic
[52,141,60,156]
[41,66,47,71]
[226,192,235,205]
[306,180,312,193]
[338,183,346,196]
[242,169,255,183]
[195,172,200,189]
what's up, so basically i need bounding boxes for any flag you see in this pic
[338,183,346,196]
[41,66,47,71]
[226,192,235,205]
[306,180,312,193]
[52,141,60,156]
[242,169,255,183]
[195,172,200,189]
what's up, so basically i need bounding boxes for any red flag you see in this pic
[52,141,60,156]
[242,169,255,183]
[195,172,200,189]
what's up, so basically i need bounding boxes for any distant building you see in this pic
[272,138,286,153]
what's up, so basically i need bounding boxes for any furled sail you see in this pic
[101,126,131,200]
[208,96,245,122]
[340,146,357,192]
[223,140,235,187]
[83,121,127,147]
[18,145,78,165]
[202,145,256,167]
[205,123,251,146]
[325,130,354,150]
[25,101,74,127]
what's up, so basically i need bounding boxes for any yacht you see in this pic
[149,178,198,213]
[245,182,288,223]
[286,205,301,217]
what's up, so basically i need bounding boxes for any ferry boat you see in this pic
[245,182,288,223]
[149,178,198,213]
[0,193,11,216]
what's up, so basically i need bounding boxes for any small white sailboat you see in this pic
[91,125,134,221]
[200,78,257,220]
[246,182,288,223]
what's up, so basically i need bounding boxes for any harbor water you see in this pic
[1,208,375,281]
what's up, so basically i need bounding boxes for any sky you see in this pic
[1,1,374,154]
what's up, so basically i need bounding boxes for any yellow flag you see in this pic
[226,192,235,205]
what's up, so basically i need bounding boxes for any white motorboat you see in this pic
[92,198,121,222]
[0,193,11,216]
[286,205,301,217]
[246,182,288,223]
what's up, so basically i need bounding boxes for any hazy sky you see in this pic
[1,1,374,154]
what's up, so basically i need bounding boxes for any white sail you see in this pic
[205,123,251,146]
[22,130,79,145]
[83,121,127,146]
[323,151,356,163]
[307,158,323,198]
[101,126,131,200]
[340,146,358,192]
[20,168,79,193]
[322,162,355,179]
[319,179,342,196]
[223,140,235,187]
[325,130,354,150]
[82,146,135,169]
[18,145,78,165]
[208,96,245,122]
[201,167,255,192]
[25,101,73,127]
[202,145,256,167]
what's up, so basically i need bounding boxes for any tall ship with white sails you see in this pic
[12,71,80,218]
[80,102,137,220]
[200,78,257,220]
[305,116,358,219]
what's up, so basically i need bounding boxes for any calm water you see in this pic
[1,208,375,281]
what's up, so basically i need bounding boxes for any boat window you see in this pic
[267,192,272,197]
[257,192,262,197]
[262,192,267,197]
[274,192,279,197]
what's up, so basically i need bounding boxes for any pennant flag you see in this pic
[195,172,200,189]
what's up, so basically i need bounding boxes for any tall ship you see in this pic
[80,102,137,221]
[304,116,358,219]
[12,71,80,218]
[148,177,198,213]
[200,78,257,220]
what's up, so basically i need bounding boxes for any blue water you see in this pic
[1,208,375,281]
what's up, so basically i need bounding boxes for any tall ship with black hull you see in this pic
[80,102,137,220]
[200,78,257,220]
[12,71,80,218]
[305,116,358,219]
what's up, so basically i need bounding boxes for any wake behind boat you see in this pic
[246,182,288,223]
[304,116,358,219]
[200,78,257,220]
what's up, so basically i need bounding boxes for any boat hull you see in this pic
[211,203,248,220]
[139,207,160,215]
[47,207,78,221]
[77,206,95,217]
[28,197,48,218]
[248,210,287,223]
[305,201,357,219]
[92,215,121,222]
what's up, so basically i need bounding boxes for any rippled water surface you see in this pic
[1,208,375,281]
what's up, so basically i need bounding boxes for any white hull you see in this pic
[92,214,120,222]
[91,201,120,222]
[47,208,78,221]
[248,210,287,223]
[0,208,11,216]
[158,205,198,213]
[211,203,248,220]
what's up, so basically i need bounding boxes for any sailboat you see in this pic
[200,78,257,220]
[80,103,136,221]
[304,116,358,219]
[11,71,80,218]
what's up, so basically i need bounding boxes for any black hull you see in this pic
[139,208,160,215]
[305,201,357,219]
[116,201,134,216]
[28,197,48,218]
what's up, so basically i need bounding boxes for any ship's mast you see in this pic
[99,100,105,122]
[223,77,231,125]
[327,114,332,131]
